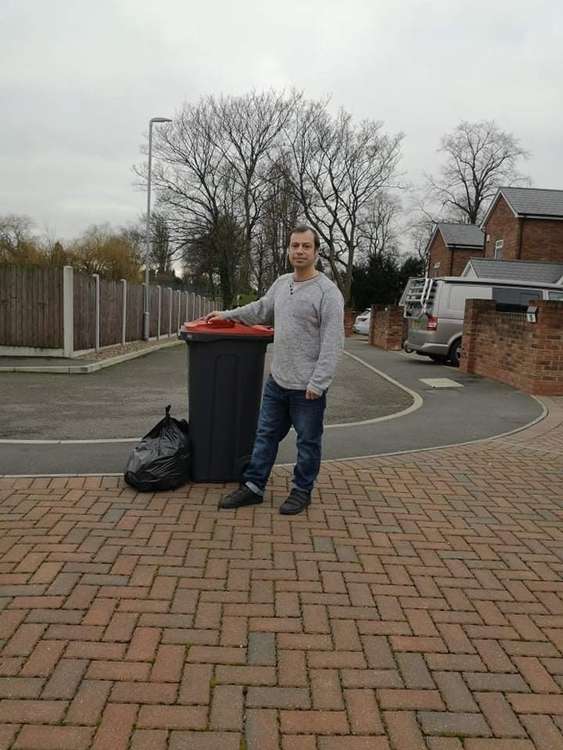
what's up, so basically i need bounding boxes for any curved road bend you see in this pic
[0,338,543,475]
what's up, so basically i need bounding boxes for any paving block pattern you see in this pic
[0,401,562,749]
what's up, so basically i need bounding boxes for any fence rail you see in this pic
[0,264,217,356]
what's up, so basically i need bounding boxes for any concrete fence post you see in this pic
[93,273,100,352]
[63,265,74,358]
[184,291,189,323]
[176,290,181,333]
[141,283,147,341]
[168,287,173,336]
[157,286,162,340]
[121,279,127,345]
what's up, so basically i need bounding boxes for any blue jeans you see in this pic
[244,375,326,495]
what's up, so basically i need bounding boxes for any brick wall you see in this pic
[520,219,563,262]
[450,248,485,275]
[460,298,563,395]
[428,232,484,277]
[484,195,521,259]
[428,232,449,277]
[369,305,407,350]
[344,309,358,338]
[484,195,563,262]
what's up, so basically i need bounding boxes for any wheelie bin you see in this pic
[179,318,274,482]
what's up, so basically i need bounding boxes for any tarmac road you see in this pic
[0,338,544,475]
[0,343,410,440]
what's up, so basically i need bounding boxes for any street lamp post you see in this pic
[143,116,172,341]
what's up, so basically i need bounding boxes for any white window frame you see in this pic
[494,239,504,259]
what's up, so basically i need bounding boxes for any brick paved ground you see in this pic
[0,399,562,749]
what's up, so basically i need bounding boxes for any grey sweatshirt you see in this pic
[222,272,344,395]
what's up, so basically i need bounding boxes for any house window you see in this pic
[494,240,504,259]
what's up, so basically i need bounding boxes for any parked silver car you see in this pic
[353,308,371,335]
[402,276,563,366]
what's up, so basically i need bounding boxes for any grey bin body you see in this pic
[180,326,274,482]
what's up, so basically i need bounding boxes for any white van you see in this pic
[401,276,563,366]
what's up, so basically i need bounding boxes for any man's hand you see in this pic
[205,311,224,323]
[305,388,321,400]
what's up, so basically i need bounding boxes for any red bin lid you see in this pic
[180,318,274,339]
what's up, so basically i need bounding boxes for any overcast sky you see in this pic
[1,0,562,241]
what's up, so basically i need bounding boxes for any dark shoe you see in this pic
[279,488,311,515]
[219,484,263,510]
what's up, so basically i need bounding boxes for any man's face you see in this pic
[288,231,317,270]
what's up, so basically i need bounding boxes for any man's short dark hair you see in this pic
[290,225,320,251]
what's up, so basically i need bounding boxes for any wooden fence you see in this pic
[73,272,96,351]
[0,265,217,356]
[0,265,64,348]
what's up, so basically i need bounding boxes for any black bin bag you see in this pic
[124,405,190,491]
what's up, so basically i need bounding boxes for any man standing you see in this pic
[206,225,344,515]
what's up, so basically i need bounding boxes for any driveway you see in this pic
[0,397,561,749]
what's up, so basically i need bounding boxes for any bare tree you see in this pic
[143,91,402,306]
[210,90,302,291]
[356,191,401,263]
[401,192,442,273]
[150,100,243,304]
[182,212,244,305]
[286,102,403,304]
[254,155,300,295]
[150,92,302,303]
[426,120,529,224]
[147,211,180,274]
[151,99,224,243]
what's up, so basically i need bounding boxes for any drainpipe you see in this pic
[449,246,455,275]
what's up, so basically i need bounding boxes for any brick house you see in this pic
[426,223,485,278]
[481,187,563,262]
